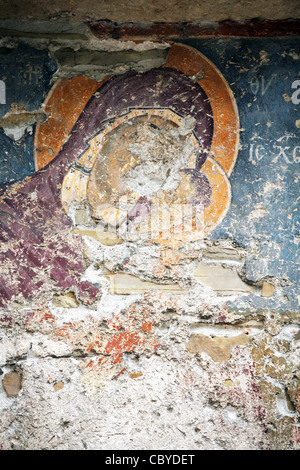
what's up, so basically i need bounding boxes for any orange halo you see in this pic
[34,75,105,171]
[34,44,239,177]
[34,43,239,238]
[163,43,240,176]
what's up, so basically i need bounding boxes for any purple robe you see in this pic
[0,68,213,308]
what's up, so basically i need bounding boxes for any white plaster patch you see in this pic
[276,324,300,341]
[189,323,263,337]
[97,293,142,319]
[87,38,170,52]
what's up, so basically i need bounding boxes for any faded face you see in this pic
[87,113,198,221]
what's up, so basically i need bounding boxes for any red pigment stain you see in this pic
[295,425,300,444]
[108,315,123,330]
[32,309,55,323]
[104,330,145,364]
[141,321,152,332]
[86,338,102,353]
[55,322,79,338]
[116,367,126,377]
[42,312,55,322]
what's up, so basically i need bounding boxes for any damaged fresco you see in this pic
[0,37,299,450]
[0,43,240,308]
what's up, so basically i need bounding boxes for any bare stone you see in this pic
[193,263,258,295]
[71,228,124,246]
[109,273,188,295]
[130,372,143,379]
[261,281,275,297]
[202,244,246,261]
[53,381,64,392]
[2,372,22,397]
[224,379,233,387]
[186,333,251,362]
[52,48,168,68]
[52,291,79,308]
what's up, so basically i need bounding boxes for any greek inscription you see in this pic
[250,143,265,163]
[250,75,276,96]
[293,146,300,163]
[250,142,300,164]
[272,146,292,164]
[18,65,42,85]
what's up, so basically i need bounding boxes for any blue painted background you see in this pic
[0,44,56,184]
[181,38,299,312]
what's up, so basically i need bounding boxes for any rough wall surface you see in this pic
[0,0,299,22]
[0,26,299,451]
